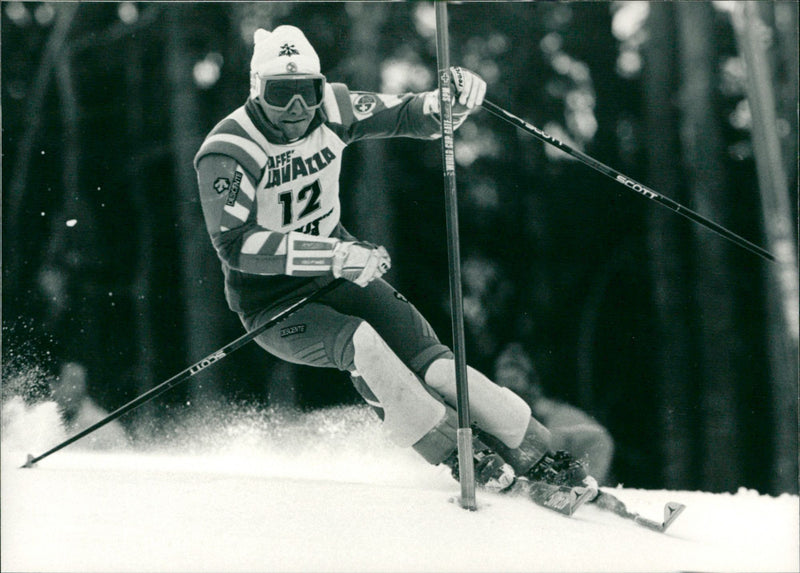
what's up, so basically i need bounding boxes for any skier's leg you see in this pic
[348,321,447,447]
[320,280,547,482]
[255,279,528,489]
[343,329,512,491]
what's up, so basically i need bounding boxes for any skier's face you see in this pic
[257,76,325,141]
[263,98,316,141]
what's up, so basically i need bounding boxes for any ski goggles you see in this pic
[257,75,326,112]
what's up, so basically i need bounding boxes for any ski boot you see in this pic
[527,450,599,496]
[442,440,516,493]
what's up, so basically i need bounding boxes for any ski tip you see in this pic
[633,501,686,533]
[21,454,37,469]
[661,502,686,532]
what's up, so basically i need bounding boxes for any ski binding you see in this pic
[511,477,597,516]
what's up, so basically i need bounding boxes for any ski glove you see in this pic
[332,241,391,287]
[450,66,486,110]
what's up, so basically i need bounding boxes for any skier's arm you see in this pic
[331,67,486,142]
[196,153,389,285]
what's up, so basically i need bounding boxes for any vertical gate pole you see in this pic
[434,0,476,511]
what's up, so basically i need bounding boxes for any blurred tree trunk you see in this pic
[165,6,224,404]
[643,3,696,489]
[46,22,103,389]
[770,2,798,199]
[4,3,78,296]
[341,4,394,253]
[732,2,799,494]
[125,34,158,417]
[53,37,79,227]
[677,2,743,492]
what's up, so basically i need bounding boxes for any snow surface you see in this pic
[2,398,798,573]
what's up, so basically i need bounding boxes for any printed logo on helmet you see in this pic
[353,94,377,115]
[279,43,300,57]
[213,177,230,194]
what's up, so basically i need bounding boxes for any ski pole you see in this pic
[480,99,776,263]
[435,0,477,511]
[22,278,345,468]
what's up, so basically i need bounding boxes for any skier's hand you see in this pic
[332,241,391,287]
[450,66,486,110]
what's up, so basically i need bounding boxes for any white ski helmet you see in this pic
[249,25,323,100]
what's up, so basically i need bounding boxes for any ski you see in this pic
[591,490,685,533]
[508,477,597,516]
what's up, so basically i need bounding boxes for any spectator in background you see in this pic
[50,362,129,450]
[494,343,615,485]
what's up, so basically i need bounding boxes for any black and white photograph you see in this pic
[2,2,798,572]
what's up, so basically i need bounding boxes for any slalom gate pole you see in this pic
[481,100,776,263]
[22,279,345,468]
[434,0,477,511]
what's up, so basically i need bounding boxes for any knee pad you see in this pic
[351,323,446,447]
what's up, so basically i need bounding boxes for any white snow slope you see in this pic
[2,398,798,573]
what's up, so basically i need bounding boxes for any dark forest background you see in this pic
[2,1,797,495]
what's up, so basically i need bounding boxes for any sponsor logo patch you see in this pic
[280,324,307,337]
[213,177,230,194]
[353,94,377,115]
[225,171,242,206]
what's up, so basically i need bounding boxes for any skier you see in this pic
[194,25,598,499]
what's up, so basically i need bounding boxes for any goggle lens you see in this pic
[263,78,324,110]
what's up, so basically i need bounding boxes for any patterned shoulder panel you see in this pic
[194,107,269,181]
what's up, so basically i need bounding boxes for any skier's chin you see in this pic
[280,118,312,141]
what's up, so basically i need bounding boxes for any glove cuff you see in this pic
[285,231,338,276]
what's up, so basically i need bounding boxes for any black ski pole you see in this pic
[22,278,344,468]
[481,99,776,263]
